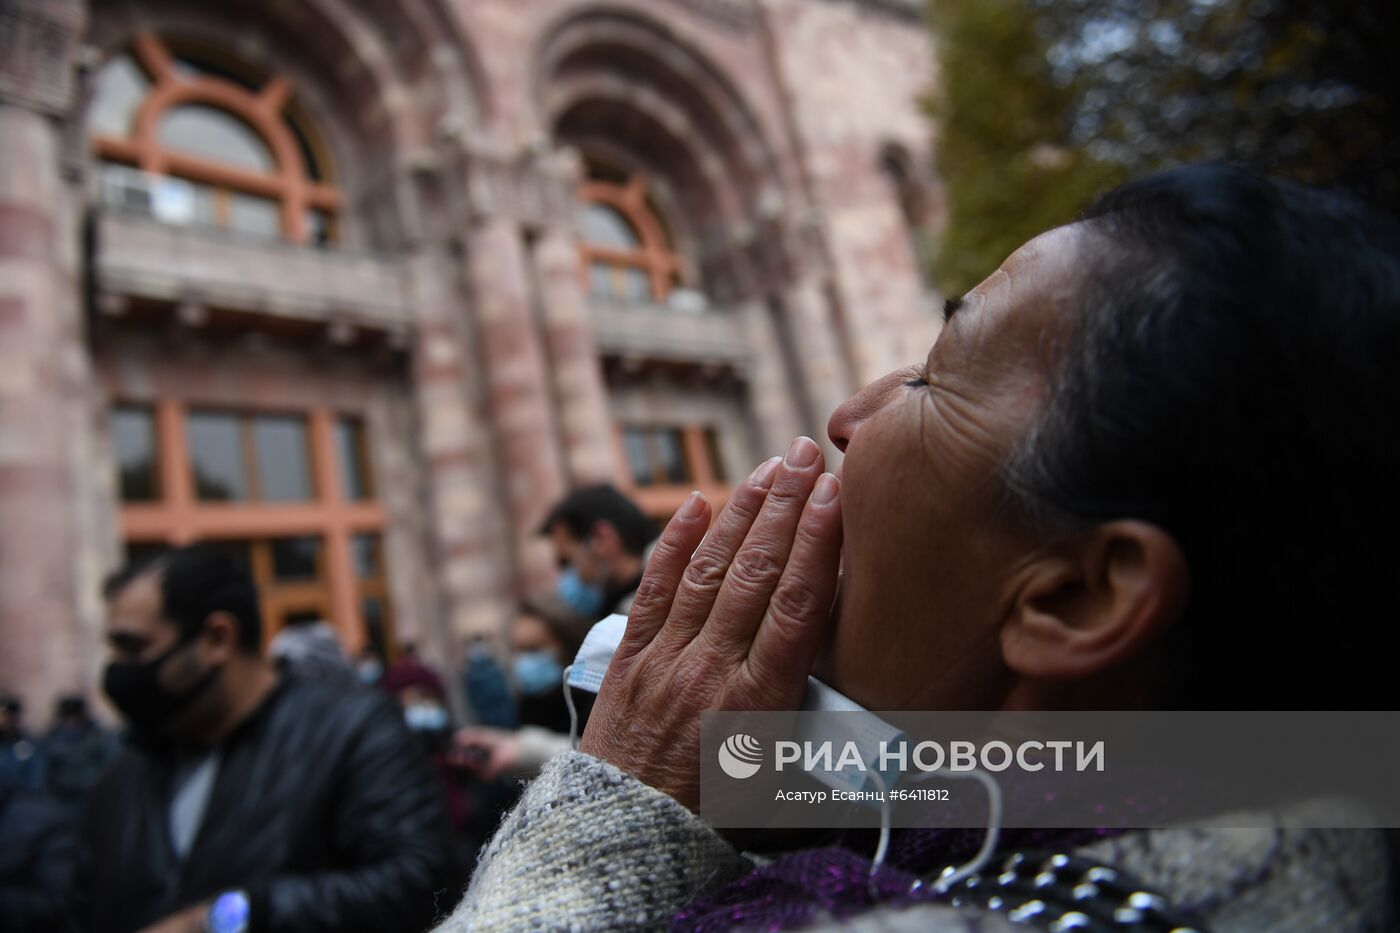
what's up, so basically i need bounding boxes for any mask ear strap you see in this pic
[918,769,1003,894]
[867,767,894,880]
[562,664,581,750]
[866,767,1003,897]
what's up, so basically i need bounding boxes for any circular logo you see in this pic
[718,733,763,779]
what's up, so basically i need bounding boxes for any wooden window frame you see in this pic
[250,537,330,633]
[353,532,394,660]
[185,408,318,504]
[111,403,163,502]
[117,399,385,652]
[335,415,375,501]
[579,173,683,303]
[614,423,730,521]
[91,32,340,244]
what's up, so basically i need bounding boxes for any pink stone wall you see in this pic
[760,0,944,386]
[1,0,944,706]
[0,103,100,719]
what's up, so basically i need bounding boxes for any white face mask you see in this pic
[565,613,629,695]
[564,614,906,795]
[564,614,1003,892]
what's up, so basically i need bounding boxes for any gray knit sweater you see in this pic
[434,751,1392,932]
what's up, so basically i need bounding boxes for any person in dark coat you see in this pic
[0,787,76,932]
[0,694,47,795]
[43,695,120,816]
[77,545,457,933]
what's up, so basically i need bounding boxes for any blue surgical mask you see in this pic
[556,566,605,616]
[356,658,383,685]
[513,650,564,696]
[404,702,449,733]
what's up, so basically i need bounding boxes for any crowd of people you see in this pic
[1,484,659,933]
[2,165,1399,932]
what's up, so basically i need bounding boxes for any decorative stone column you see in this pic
[0,0,97,716]
[739,298,805,458]
[778,275,854,465]
[464,213,569,597]
[406,248,519,643]
[530,223,617,486]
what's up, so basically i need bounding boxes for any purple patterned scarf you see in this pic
[672,826,1126,931]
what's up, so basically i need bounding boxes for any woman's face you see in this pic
[817,225,1089,711]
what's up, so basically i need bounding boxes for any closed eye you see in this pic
[942,295,964,323]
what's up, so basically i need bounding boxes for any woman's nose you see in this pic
[826,397,860,454]
[826,370,908,453]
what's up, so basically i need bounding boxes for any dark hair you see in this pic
[103,544,263,652]
[1005,165,1400,708]
[540,484,657,556]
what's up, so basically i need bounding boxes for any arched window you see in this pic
[577,168,683,304]
[89,33,339,245]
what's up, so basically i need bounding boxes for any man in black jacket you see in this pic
[78,545,457,933]
[0,788,76,931]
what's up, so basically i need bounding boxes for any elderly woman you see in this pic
[436,166,1400,931]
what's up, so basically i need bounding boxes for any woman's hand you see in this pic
[579,436,842,811]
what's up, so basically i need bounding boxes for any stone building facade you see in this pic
[0,0,943,715]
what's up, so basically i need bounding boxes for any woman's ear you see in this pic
[1000,521,1189,681]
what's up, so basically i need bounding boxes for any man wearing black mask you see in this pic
[77,545,457,933]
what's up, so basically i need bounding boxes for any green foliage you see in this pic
[927,0,1125,295]
[926,0,1399,296]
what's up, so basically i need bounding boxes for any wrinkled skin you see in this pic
[581,226,1110,809]
[817,225,1088,711]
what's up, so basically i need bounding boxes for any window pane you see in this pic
[334,417,372,500]
[253,415,312,502]
[305,208,332,246]
[623,267,651,303]
[286,108,327,182]
[352,533,382,580]
[579,203,640,250]
[159,104,274,173]
[704,427,727,484]
[188,411,247,501]
[227,192,281,239]
[169,50,261,91]
[90,53,149,138]
[270,536,320,581]
[588,262,612,300]
[112,406,158,501]
[623,428,652,487]
[655,429,688,484]
[100,163,152,213]
[362,596,389,658]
